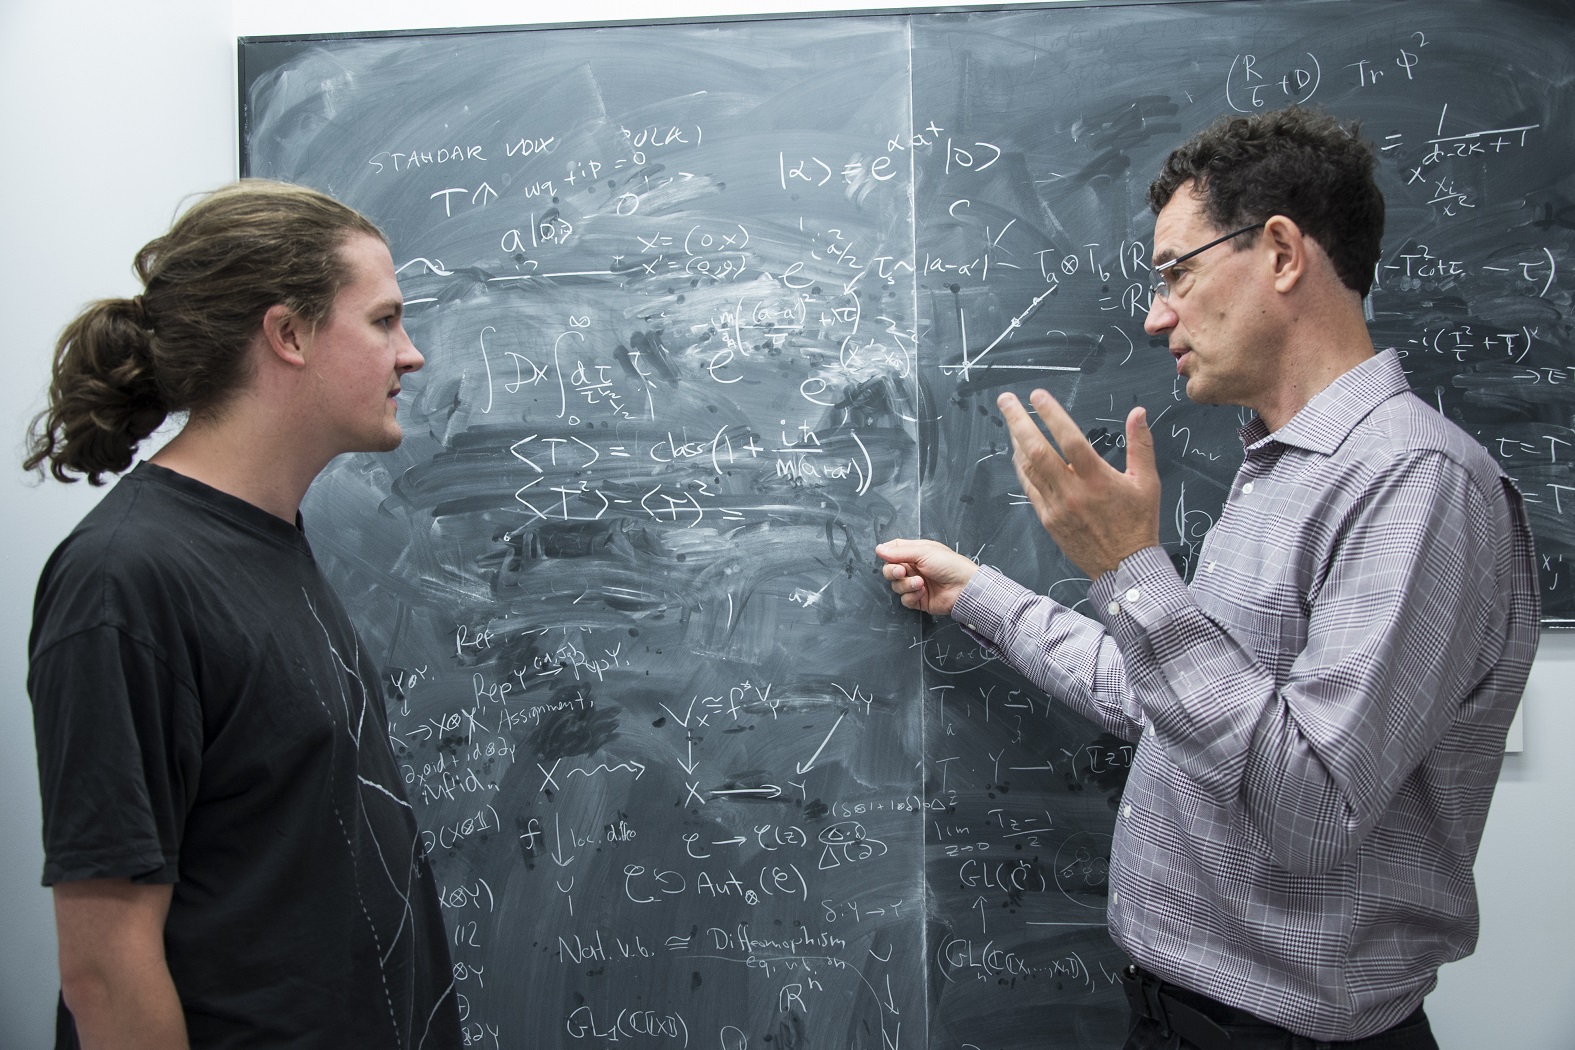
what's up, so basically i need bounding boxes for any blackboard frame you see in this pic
[233,7,1574,1044]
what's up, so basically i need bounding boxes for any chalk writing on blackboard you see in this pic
[240,2,1573,1047]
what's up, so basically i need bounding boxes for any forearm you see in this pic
[953,565,1147,741]
[1091,547,1278,797]
[63,960,189,1050]
[55,880,190,1050]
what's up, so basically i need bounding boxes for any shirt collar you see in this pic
[1239,348,1411,455]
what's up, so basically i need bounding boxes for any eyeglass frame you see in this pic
[1149,221,1266,301]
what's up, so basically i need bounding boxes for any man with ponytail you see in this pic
[25,180,461,1049]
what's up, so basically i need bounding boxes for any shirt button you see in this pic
[965,624,976,631]
[1125,587,1140,602]
[1106,600,1120,616]
[1122,803,1132,818]
[1112,891,1120,905]
[1241,481,1255,495]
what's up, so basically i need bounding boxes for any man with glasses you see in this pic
[877,107,1538,1048]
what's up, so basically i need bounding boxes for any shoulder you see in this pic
[1329,393,1530,568]
[31,470,245,657]
[35,475,168,624]
[1343,391,1504,490]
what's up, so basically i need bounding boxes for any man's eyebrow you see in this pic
[1152,248,1178,268]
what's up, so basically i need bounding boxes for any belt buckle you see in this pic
[1120,965,1174,1038]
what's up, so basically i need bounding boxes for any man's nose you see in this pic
[1144,291,1176,336]
[397,328,425,373]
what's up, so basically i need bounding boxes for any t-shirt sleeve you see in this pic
[30,624,203,886]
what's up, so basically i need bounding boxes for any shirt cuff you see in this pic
[1087,546,1192,645]
[951,564,1037,650]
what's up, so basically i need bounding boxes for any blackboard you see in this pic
[239,2,1575,1047]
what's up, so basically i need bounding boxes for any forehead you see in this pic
[334,233,400,305]
[1151,184,1215,262]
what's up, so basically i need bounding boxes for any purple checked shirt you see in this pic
[953,350,1539,1041]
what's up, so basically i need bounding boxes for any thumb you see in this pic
[1125,406,1157,481]
[876,538,921,564]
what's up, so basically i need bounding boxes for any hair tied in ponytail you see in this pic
[25,179,384,485]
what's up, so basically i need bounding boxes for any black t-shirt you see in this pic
[29,463,461,1049]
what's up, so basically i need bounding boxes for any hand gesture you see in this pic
[998,391,1161,580]
[876,539,980,616]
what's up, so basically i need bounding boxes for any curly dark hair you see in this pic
[1148,107,1384,298]
[25,180,384,484]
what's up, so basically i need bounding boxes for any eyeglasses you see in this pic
[1150,222,1265,301]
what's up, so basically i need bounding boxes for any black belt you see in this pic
[1122,964,1240,1049]
[1120,964,1431,1050]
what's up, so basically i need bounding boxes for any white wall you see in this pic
[0,4,235,1046]
[0,2,1568,1047]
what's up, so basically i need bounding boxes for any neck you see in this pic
[1254,295,1376,432]
[149,395,333,522]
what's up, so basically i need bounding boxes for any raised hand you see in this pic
[998,390,1161,580]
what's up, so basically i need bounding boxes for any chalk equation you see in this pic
[239,2,1574,1048]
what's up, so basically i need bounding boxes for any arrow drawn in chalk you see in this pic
[711,786,782,799]
[551,813,575,867]
[678,736,699,775]
[796,711,847,775]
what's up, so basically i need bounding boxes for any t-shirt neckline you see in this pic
[127,461,313,557]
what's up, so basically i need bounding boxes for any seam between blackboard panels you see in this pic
[904,16,938,1040]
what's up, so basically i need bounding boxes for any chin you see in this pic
[358,425,405,454]
[1183,377,1220,407]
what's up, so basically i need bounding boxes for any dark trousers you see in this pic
[1121,965,1439,1050]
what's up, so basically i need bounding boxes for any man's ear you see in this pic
[1262,214,1308,294]
[258,303,310,368]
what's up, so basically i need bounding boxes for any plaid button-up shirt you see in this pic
[954,350,1539,1041]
